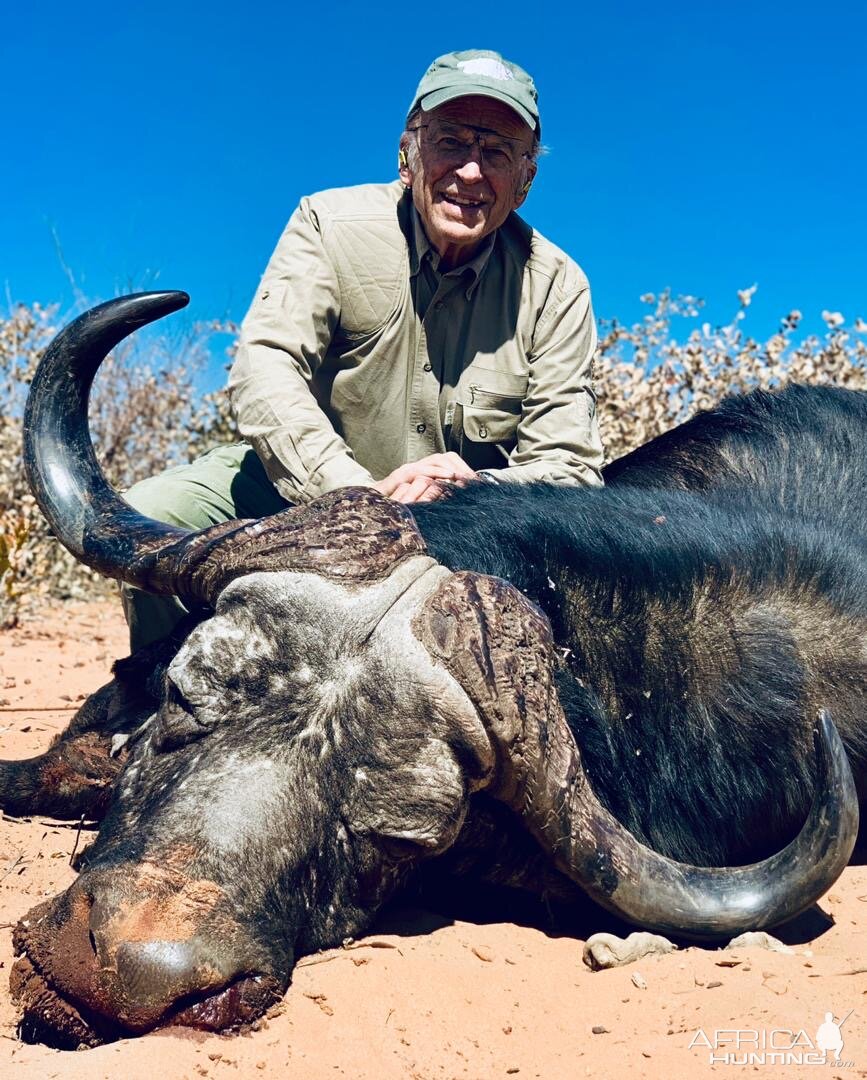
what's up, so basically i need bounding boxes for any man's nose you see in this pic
[454,156,485,183]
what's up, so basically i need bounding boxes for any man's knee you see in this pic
[125,470,217,532]
[124,443,255,530]
[124,445,282,531]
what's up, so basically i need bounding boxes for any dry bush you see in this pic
[596,288,866,460]
[0,301,236,626]
[1,288,864,626]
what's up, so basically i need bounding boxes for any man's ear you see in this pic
[398,135,414,187]
[514,160,538,209]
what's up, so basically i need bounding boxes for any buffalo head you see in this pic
[9,293,859,1047]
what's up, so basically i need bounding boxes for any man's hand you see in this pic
[373,453,476,504]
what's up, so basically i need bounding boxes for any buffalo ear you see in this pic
[347,738,468,855]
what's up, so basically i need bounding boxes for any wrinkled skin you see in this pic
[12,561,518,1047]
[399,96,536,270]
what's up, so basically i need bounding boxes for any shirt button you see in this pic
[423,363,432,372]
[416,423,426,434]
[478,425,488,438]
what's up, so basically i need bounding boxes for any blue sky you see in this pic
[3,1,865,385]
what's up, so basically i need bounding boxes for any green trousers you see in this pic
[122,443,290,652]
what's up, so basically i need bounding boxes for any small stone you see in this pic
[725,932,792,954]
[304,992,334,1015]
[706,980,723,989]
[762,974,789,996]
[631,972,648,990]
[583,931,676,971]
[591,1025,610,1034]
[472,946,494,962]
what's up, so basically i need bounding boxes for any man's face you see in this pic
[400,96,537,269]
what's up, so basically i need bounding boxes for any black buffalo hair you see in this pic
[411,386,867,866]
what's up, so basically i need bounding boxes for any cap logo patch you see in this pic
[457,58,513,81]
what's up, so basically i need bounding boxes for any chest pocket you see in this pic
[451,368,528,471]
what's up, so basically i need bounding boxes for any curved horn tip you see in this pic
[815,707,835,754]
[141,289,190,311]
[813,708,858,806]
[135,289,190,307]
[56,292,191,344]
[99,290,190,322]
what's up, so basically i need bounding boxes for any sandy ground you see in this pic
[1,602,865,1080]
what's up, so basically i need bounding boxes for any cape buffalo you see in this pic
[3,292,864,1049]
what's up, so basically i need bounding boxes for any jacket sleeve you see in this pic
[228,198,378,503]
[495,284,605,487]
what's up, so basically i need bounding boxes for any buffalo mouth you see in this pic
[11,890,285,1049]
[12,950,281,1049]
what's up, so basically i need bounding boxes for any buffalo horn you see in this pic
[23,294,426,608]
[24,292,201,596]
[416,571,859,940]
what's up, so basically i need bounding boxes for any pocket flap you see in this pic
[457,367,528,411]
[461,404,520,444]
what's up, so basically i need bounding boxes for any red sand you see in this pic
[2,602,865,1079]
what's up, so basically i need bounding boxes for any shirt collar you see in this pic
[409,203,497,296]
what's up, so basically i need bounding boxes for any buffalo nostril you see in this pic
[87,897,117,967]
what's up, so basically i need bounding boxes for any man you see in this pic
[125,49,604,649]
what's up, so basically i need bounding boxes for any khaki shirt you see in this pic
[229,180,604,503]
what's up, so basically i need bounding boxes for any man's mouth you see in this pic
[440,193,487,210]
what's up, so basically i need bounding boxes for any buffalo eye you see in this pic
[153,674,215,752]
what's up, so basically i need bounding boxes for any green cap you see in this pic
[408,49,540,135]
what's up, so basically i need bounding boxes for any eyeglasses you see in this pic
[409,121,531,174]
